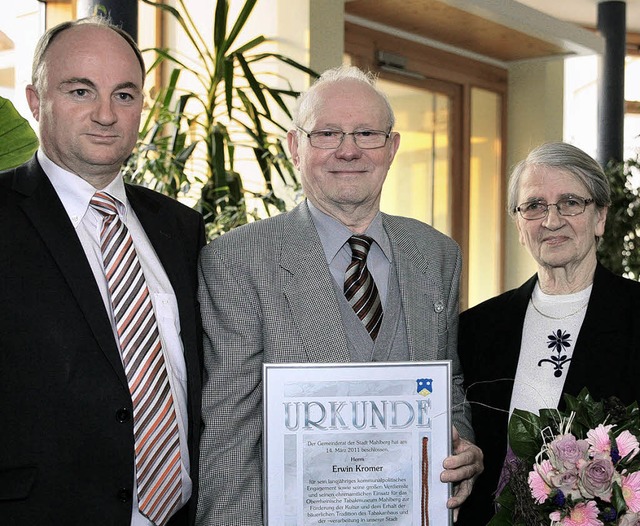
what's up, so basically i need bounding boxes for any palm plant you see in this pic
[129,0,317,237]
[123,68,198,200]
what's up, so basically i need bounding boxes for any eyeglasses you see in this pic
[515,196,595,220]
[296,127,391,149]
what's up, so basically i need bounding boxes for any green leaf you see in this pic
[0,96,39,171]
[236,53,270,117]
[487,508,514,526]
[537,407,560,428]
[490,485,516,525]
[222,0,258,55]
[213,0,229,56]
[263,86,294,120]
[509,409,543,459]
[250,52,319,78]
[223,58,234,118]
[211,126,227,190]
[144,47,200,78]
[232,35,266,55]
[612,481,628,514]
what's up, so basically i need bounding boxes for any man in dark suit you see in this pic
[196,65,483,525]
[0,18,204,525]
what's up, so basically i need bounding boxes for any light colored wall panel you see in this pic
[505,58,564,290]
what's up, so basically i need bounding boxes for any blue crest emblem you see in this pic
[416,378,433,397]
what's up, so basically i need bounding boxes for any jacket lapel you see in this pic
[280,203,351,363]
[15,159,128,388]
[563,264,627,399]
[126,187,190,317]
[501,276,537,380]
[383,219,432,361]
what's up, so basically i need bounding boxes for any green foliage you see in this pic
[509,409,546,460]
[508,389,640,463]
[598,157,640,279]
[612,482,627,515]
[0,96,38,171]
[132,0,317,237]
[123,68,198,199]
[489,491,516,526]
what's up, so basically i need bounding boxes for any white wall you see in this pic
[505,58,565,289]
[0,1,43,127]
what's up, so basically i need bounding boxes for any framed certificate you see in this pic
[263,361,452,526]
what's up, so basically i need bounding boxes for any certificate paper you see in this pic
[263,362,452,526]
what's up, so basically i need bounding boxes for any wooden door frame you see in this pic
[345,22,508,309]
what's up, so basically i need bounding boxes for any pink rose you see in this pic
[549,468,581,500]
[579,457,616,501]
[619,512,640,526]
[550,434,589,469]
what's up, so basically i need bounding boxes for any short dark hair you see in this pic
[31,16,146,92]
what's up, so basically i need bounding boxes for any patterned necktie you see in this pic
[344,235,384,340]
[90,192,182,525]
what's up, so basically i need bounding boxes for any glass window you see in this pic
[469,88,502,307]
[378,79,452,236]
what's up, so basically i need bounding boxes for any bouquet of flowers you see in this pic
[489,389,640,526]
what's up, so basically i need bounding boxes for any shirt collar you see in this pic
[38,149,128,226]
[306,199,391,263]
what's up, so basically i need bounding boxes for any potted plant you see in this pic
[126,0,317,237]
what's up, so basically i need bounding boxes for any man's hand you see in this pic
[440,426,484,522]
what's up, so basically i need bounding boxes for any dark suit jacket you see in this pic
[456,263,640,525]
[0,157,205,525]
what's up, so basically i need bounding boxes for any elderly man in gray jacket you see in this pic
[196,65,483,526]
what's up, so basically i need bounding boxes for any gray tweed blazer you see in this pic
[195,200,470,525]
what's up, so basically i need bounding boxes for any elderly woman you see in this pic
[456,142,640,525]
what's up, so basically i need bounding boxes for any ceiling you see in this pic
[519,0,640,33]
[345,0,639,65]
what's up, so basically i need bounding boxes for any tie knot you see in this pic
[348,235,373,261]
[90,192,119,217]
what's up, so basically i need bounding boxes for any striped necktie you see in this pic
[344,235,384,340]
[91,192,182,525]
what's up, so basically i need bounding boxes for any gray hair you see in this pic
[292,65,395,131]
[507,142,611,216]
[31,17,146,93]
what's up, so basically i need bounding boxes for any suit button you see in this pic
[117,488,132,502]
[115,408,131,423]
